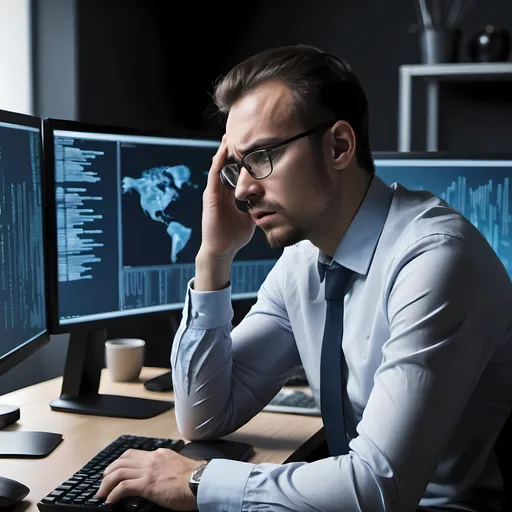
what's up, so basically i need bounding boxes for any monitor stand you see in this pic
[0,405,62,458]
[50,328,173,419]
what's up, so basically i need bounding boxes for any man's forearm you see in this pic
[171,281,269,443]
[173,253,299,443]
[194,251,233,292]
[171,280,297,443]
[171,282,236,441]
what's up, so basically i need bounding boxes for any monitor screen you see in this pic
[45,121,281,328]
[0,109,48,375]
[374,154,512,279]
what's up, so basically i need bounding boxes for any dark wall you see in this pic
[77,0,174,133]
[76,0,512,151]
[76,0,254,137]
[214,0,512,152]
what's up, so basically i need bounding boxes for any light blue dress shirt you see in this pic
[171,176,512,511]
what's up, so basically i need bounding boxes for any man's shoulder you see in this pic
[382,183,490,265]
[387,184,472,242]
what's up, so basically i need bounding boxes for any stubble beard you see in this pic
[262,223,309,249]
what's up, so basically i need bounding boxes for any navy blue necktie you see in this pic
[319,263,353,456]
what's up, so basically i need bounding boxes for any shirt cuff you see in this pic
[187,278,234,330]
[197,459,255,511]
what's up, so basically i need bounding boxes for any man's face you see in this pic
[225,80,335,249]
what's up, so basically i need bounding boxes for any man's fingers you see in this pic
[207,136,228,184]
[212,135,227,167]
[96,468,141,501]
[102,451,140,477]
[105,477,143,504]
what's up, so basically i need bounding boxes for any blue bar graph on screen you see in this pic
[375,159,512,279]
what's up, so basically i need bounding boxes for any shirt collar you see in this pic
[317,175,394,281]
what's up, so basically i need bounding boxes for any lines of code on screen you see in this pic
[0,125,46,358]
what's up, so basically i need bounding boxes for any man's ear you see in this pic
[333,138,349,159]
[329,121,356,170]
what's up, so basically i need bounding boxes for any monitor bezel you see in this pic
[373,151,512,161]
[0,108,50,378]
[43,117,222,334]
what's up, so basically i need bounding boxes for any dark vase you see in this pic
[468,25,511,62]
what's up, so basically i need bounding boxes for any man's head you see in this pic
[213,45,374,253]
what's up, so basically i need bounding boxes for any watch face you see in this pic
[189,461,209,496]
[192,463,208,482]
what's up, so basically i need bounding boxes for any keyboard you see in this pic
[263,389,321,416]
[37,434,185,512]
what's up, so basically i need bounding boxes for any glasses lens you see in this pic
[244,150,272,179]
[221,165,239,187]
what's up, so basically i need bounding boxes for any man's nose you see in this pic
[235,167,263,202]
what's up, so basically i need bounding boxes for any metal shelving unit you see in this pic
[398,62,512,152]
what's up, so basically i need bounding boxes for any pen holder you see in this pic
[419,28,461,64]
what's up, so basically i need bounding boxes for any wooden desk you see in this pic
[0,367,324,512]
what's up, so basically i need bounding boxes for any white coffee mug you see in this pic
[105,338,145,382]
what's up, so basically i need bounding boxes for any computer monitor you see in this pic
[0,108,62,457]
[374,152,512,279]
[43,118,281,418]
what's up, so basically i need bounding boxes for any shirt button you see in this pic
[192,310,199,319]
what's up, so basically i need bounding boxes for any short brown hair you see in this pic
[213,44,375,175]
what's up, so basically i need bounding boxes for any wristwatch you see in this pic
[188,461,210,497]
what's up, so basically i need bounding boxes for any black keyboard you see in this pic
[37,435,185,512]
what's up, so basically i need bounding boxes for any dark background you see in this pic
[74,0,512,152]
[2,0,511,394]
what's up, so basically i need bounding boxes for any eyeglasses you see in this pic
[220,121,333,189]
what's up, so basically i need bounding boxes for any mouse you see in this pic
[144,370,173,392]
[0,476,29,507]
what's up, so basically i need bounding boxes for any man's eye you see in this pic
[249,151,270,166]
[269,147,283,160]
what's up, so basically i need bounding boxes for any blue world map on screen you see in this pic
[122,164,198,264]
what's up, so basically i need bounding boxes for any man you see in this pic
[97,45,512,511]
